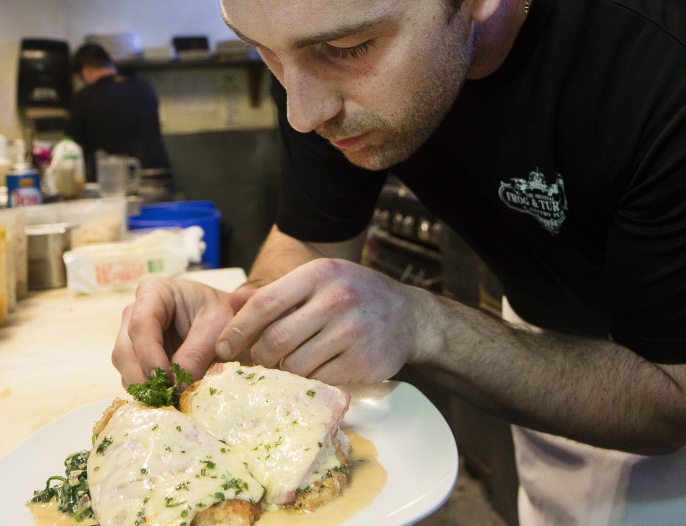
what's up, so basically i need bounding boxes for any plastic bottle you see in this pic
[42,136,85,200]
[6,139,42,208]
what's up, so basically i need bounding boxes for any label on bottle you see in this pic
[6,173,42,207]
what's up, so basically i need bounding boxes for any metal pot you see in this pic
[26,223,73,290]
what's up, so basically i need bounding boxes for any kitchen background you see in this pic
[0,3,519,524]
[1,0,281,271]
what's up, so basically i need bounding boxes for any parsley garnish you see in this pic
[126,363,193,408]
[97,436,113,454]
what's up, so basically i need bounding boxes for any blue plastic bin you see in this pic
[128,205,221,269]
[140,200,215,212]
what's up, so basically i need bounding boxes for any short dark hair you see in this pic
[73,43,114,73]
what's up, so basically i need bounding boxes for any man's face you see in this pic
[221,0,475,170]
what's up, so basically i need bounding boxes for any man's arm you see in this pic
[239,224,368,290]
[217,255,686,456]
[411,291,686,456]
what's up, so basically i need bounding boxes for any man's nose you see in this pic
[283,64,342,134]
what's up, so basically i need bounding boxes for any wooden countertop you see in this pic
[0,268,246,460]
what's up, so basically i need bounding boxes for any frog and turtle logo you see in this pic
[498,169,568,234]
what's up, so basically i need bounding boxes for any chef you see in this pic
[67,43,170,182]
[112,0,686,523]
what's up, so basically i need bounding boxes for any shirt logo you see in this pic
[498,169,568,234]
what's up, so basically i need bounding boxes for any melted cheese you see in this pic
[28,432,385,526]
[253,431,386,526]
[186,363,349,506]
[87,402,263,526]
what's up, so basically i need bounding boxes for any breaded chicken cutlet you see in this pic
[87,362,351,525]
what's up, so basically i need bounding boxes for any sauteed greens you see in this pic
[31,450,97,524]
[29,364,193,523]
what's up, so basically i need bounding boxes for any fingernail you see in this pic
[217,341,231,360]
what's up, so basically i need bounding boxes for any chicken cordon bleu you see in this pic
[180,362,352,511]
[88,401,264,526]
[81,363,351,526]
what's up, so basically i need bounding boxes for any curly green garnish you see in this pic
[126,363,193,409]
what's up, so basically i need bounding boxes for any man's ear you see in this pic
[469,0,502,22]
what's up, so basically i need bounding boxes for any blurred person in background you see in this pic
[67,43,170,182]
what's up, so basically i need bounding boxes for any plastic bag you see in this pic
[42,137,85,199]
[63,227,205,294]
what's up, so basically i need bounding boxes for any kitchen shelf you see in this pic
[115,56,262,71]
[115,55,267,107]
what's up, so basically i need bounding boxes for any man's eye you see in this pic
[323,40,376,60]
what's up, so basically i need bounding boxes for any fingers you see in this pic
[171,304,235,383]
[126,280,178,379]
[111,302,149,387]
[216,268,315,361]
[228,288,256,313]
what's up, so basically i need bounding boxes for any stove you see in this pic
[365,181,444,292]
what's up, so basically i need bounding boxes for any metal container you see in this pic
[27,223,72,289]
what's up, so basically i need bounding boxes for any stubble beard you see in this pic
[316,25,475,171]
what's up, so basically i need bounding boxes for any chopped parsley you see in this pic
[165,496,184,508]
[96,436,113,455]
[306,389,316,397]
[126,363,193,408]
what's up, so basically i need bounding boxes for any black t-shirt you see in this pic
[68,74,170,181]
[273,0,686,364]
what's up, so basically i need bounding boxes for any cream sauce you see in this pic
[27,500,97,526]
[257,431,387,526]
[29,431,385,526]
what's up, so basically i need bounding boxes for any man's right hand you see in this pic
[112,277,237,387]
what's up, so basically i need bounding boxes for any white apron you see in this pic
[502,297,686,526]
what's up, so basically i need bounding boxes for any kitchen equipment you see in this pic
[95,151,140,198]
[17,39,71,109]
[366,180,443,292]
[26,223,72,290]
[172,36,209,59]
[136,168,175,203]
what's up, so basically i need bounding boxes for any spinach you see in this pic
[32,450,97,524]
[126,363,193,409]
[31,476,64,503]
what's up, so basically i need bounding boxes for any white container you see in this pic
[22,198,128,247]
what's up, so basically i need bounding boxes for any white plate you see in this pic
[0,381,458,526]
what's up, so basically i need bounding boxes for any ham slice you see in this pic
[180,362,351,507]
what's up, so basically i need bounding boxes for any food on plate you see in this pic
[89,401,264,526]
[29,450,96,524]
[181,362,351,510]
[28,363,354,525]
[125,362,193,409]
